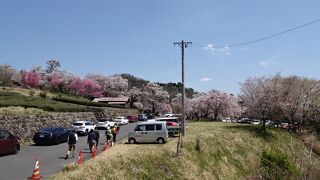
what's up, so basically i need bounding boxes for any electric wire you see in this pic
[196,18,320,49]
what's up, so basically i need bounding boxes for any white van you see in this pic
[128,121,168,144]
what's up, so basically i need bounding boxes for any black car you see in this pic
[33,127,69,145]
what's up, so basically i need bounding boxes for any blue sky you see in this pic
[1,1,320,94]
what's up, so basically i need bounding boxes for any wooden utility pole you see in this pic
[174,40,192,136]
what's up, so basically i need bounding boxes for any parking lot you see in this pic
[0,122,137,179]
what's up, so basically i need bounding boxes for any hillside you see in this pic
[51,122,320,180]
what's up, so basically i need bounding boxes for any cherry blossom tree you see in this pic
[155,103,173,115]
[68,77,83,95]
[86,74,128,96]
[49,71,63,90]
[240,75,282,130]
[184,90,241,121]
[68,77,103,98]
[141,83,170,114]
[81,79,103,98]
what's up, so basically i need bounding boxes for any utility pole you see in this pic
[174,40,192,137]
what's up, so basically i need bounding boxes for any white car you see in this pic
[95,118,116,130]
[72,121,96,135]
[251,119,261,125]
[114,117,129,125]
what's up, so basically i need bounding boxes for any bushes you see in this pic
[0,92,87,112]
[260,149,298,179]
[52,96,125,108]
[0,106,45,115]
[39,92,47,98]
[29,90,35,96]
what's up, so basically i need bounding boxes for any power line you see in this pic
[198,18,320,49]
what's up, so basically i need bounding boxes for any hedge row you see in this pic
[0,92,87,112]
[52,96,126,109]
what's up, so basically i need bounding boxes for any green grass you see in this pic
[0,92,87,112]
[51,122,320,180]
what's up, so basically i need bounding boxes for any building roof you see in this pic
[92,97,129,103]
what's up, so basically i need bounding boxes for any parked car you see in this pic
[222,117,232,123]
[128,121,168,144]
[155,117,180,137]
[33,127,69,145]
[0,129,20,155]
[251,119,261,125]
[72,121,96,135]
[114,117,129,125]
[163,113,177,117]
[95,117,115,130]
[127,115,138,123]
[238,118,251,124]
[137,114,148,121]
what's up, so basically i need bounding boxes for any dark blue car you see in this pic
[33,127,69,145]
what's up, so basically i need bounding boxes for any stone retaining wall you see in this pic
[0,108,138,142]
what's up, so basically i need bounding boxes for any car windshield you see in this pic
[73,123,83,126]
[98,119,107,122]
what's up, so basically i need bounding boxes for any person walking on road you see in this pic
[105,126,113,144]
[65,130,78,160]
[94,129,100,147]
[112,125,118,143]
[87,129,97,153]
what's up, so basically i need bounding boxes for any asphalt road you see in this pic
[0,122,137,180]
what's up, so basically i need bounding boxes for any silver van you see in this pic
[128,121,168,144]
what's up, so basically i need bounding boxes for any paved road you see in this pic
[0,122,137,180]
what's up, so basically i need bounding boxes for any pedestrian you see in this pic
[87,129,97,153]
[65,130,78,160]
[94,129,100,147]
[112,125,118,143]
[105,126,113,144]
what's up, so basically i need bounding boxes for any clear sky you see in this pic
[1,1,320,94]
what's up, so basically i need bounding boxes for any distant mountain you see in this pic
[156,82,196,99]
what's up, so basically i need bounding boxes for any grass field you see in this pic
[51,122,320,180]
[0,91,87,112]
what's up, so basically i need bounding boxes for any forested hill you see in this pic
[156,82,196,99]
[120,73,196,99]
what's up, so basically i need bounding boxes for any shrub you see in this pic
[260,149,298,179]
[29,90,35,96]
[39,92,47,99]
[0,106,45,115]
[0,92,87,112]
[52,96,124,108]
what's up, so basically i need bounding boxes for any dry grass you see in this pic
[50,122,320,180]
[0,86,54,97]
[0,106,46,115]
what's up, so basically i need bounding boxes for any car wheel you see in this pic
[128,138,136,144]
[85,129,88,136]
[157,137,165,144]
[13,145,20,154]
[168,132,174,137]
